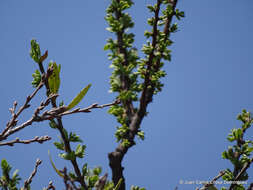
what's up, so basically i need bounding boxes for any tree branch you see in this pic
[229,157,253,190]
[114,0,135,120]
[197,170,226,190]
[0,136,51,146]
[23,159,42,190]
[0,66,54,142]
[108,1,179,189]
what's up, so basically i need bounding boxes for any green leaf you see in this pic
[49,119,58,129]
[48,150,64,178]
[69,172,78,180]
[82,163,88,176]
[1,159,11,172]
[75,144,86,158]
[67,84,91,110]
[31,70,41,88]
[53,142,64,150]
[30,39,41,63]
[69,132,83,143]
[147,5,155,12]
[88,175,99,187]
[59,152,76,161]
[137,131,145,140]
[48,62,61,94]
[93,167,102,175]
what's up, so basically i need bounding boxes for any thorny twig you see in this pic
[0,135,51,146]
[197,170,226,190]
[23,159,42,190]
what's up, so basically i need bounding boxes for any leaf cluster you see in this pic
[221,110,253,189]
[0,160,21,190]
[105,0,184,146]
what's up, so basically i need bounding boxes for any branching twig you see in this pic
[0,66,54,142]
[23,159,42,190]
[0,82,44,141]
[0,94,57,141]
[229,157,253,190]
[0,135,51,146]
[197,170,226,190]
[55,99,120,117]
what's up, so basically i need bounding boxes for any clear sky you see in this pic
[0,0,253,189]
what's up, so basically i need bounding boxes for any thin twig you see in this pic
[0,66,54,142]
[0,94,57,140]
[44,181,56,190]
[0,82,44,140]
[23,159,42,190]
[0,135,51,146]
[1,94,118,142]
[37,58,89,190]
[57,99,120,117]
[198,170,226,190]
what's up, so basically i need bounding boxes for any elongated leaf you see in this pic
[48,150,64,178]
[48,62,61,94]
[67,84,91,110]
[113,178,123,190]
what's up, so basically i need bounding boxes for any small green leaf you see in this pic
[75,144,86,158]
[137,131,145,140]
[31,70,41,88]
[30,39,41,63]
[93,167,102,175]
[1,159,11,176]
[49,119,58,129]
[69,172,78,180]
[53,142,64,150]
[69,132,83,143]
[59,152,76,161]
[67,84,91,110]
[48,150,64,178]
[82,163,88,176]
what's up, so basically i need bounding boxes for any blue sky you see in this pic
[0,0,253,189]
